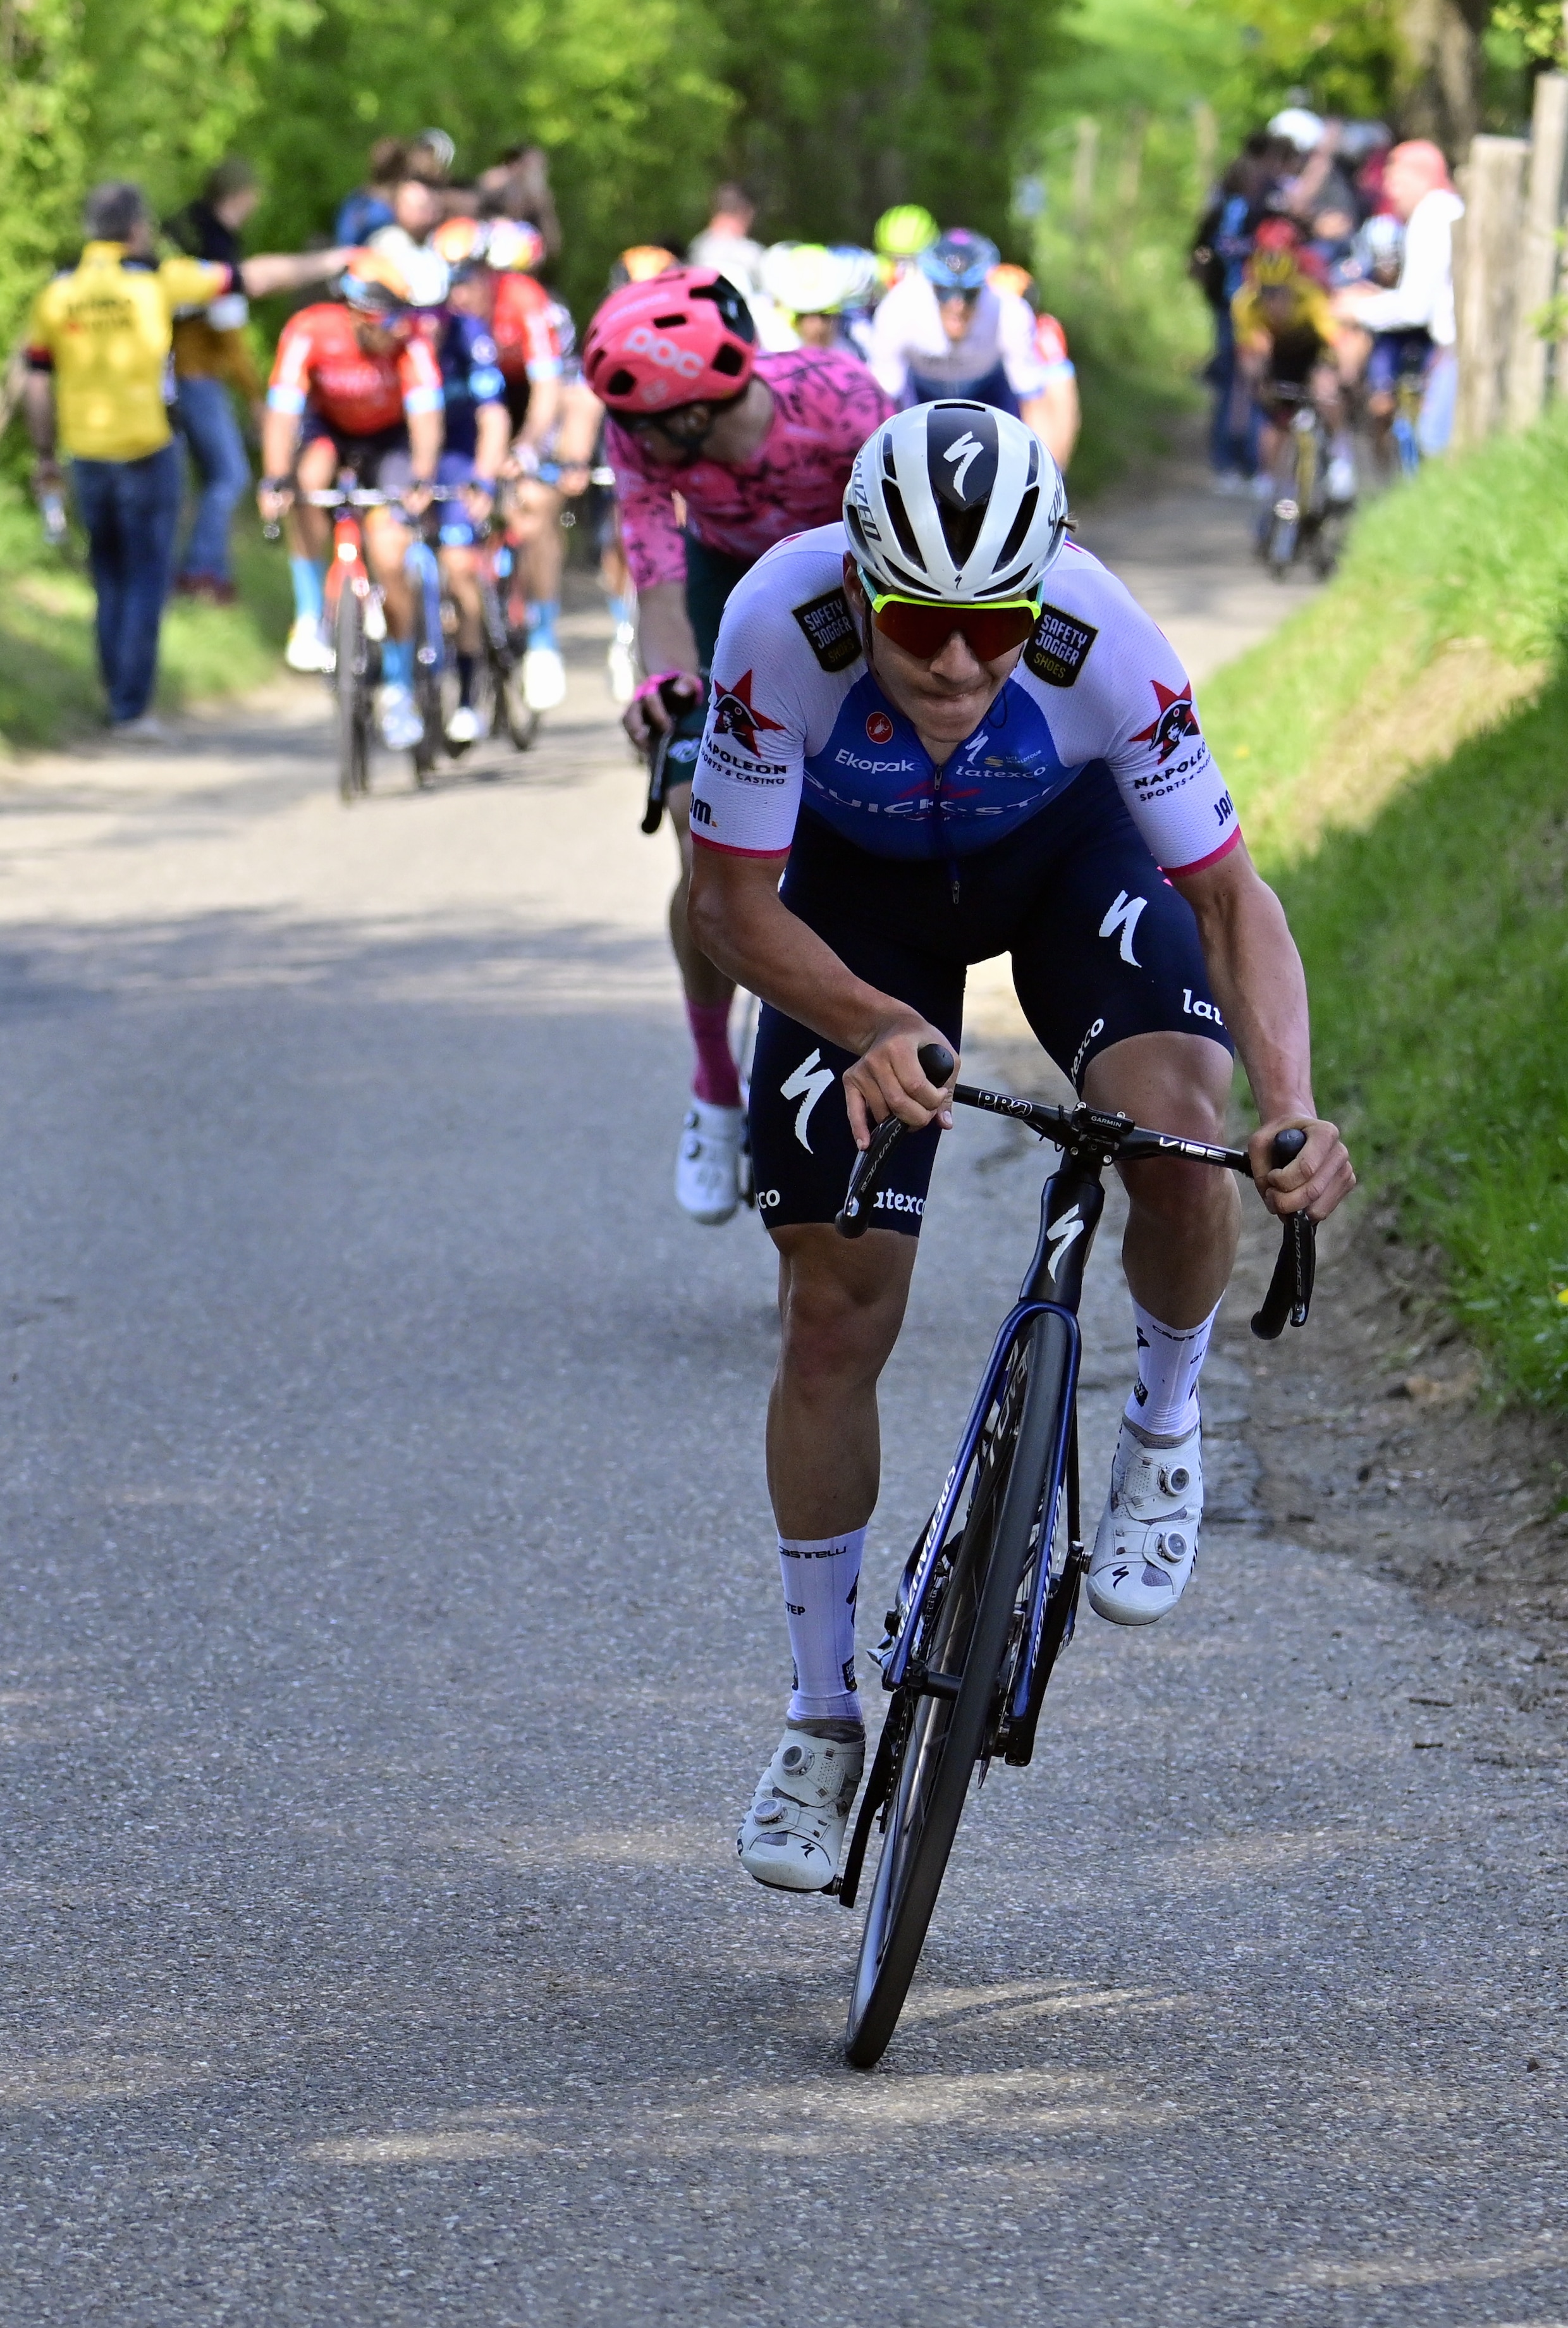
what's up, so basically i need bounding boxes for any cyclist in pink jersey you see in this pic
[584,268,890,1226]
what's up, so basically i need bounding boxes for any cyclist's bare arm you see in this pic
[517,372,561,454]
[624,579,702,748]
[238,249,354,299]
[257,407,300,519]
[1170,841,1354,1219]
[474,400,510,486]
[689,847,955,1142]
[1020,376,1079,470]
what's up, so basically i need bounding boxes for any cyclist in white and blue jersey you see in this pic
[685,402,1356,1890]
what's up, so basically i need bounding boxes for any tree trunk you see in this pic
[1396,0,1489,156]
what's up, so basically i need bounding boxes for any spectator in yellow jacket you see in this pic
[25,181,346,738]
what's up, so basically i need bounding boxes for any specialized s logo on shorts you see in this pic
[1098,887,1148,967]
[781,1047,835,1151]
[1024,604,1098,687]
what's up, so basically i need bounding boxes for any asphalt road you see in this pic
[0,578,1563,2326]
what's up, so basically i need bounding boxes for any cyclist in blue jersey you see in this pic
[429,221,511,744]
[685,403,1356,1891]
[869,229,1074,465]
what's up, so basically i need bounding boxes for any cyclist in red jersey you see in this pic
[258,253,444,751]
[584,266,890,1225]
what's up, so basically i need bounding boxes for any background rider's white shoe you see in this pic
[1087,1415,1203,1626]
[286,615,334,675]
[376,682,423,753]
[607,622,637,704]
[445,703,481,746]
[738,1725,865,1891]
[676,1100,745,1224]
[523,643,567,710]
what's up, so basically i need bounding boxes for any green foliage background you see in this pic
[0,0,1065,345]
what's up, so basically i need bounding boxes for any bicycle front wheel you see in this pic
[845,1310,1074,2069]
[334,584,370,803]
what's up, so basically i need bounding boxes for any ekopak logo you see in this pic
[865,711,895,744]
[624,324,704,381]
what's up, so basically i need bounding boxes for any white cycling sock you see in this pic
[1125,1297,1219,1438]
[778,1527,866,1726]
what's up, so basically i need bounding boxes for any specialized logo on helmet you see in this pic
[1130,679,1201,765]
[942,431,985,501]
[865,711,894,743]
[711,670,787,761]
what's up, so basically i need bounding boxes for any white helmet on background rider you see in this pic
[843,401,1069,604]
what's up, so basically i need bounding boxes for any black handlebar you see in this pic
[1249,1128,1316,1340]
[835,1063,1318,1338]
[835,1045,954,1238]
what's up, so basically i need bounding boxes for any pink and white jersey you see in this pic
[690,526,1240,877]
[605,348,890,593]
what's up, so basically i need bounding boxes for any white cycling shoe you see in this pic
[738,1725,865,1892]
[1087,1415,1203,1626]
[285,615,334,675]
[445,703,481,746]
[377,682,424,753]
[523,643,567,711]
[676,1100,745,1224]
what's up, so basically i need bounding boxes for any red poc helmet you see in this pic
[583,268,756,414]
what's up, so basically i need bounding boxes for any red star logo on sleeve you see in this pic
[711,669,788,761]
[1130,678,1201,764]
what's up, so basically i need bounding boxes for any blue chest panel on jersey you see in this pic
[801,672,1085,859]
[438,316,505,459]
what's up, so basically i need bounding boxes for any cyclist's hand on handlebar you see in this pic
[401,477,435,519]
[623,668,701,752]
[256,479,293,526]
[463,479,496,524]
[555,459,591,496]
[1249,1115,1354,1221]
[843,1015,957,1150]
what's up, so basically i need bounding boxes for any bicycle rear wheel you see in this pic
[845,1310,1073,2069]
[333,584,371,803]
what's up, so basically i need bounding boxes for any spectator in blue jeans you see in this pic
[165,160,269,603]
[25,180,348,736]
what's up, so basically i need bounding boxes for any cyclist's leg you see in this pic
[433,454,484,712]
[1008,780,1237,1617]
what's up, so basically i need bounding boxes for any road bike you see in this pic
[1257,383,1347,582]
[832,1044,1315,2068]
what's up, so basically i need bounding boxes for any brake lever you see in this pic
[1251,1128,1316,1339]
[835,1044,955,1238]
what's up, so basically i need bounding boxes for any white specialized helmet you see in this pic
[843,402,1068,605]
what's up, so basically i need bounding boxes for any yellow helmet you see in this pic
[873,204,939,261]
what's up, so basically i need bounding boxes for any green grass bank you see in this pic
[1201,417,1568,1408]
[0,477,291,753]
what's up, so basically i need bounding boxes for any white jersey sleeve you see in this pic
[689,542,825,856]
[1027,544,1240,877]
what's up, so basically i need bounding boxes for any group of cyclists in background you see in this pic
[1192,108,1462,545]
[21,119,1361,1927]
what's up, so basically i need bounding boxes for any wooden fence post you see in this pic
[1453,134,1529,446]
[1506,73,1568,427]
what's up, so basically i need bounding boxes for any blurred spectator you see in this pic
[164,157,266,603]
[1191,136,1273,488]
[1335,140,1463,455]
[476,144,562,259]
[334,139,407,247]
[23,182,347,737]
[687,184,768,306]
[368,173,451,308]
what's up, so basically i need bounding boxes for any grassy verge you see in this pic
[0,475,292,753]
[1201,417,1568,1408]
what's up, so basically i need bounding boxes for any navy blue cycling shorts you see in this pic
[748,765,1234,1240]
